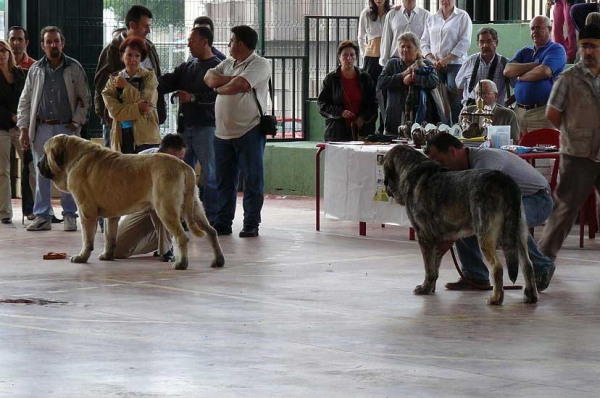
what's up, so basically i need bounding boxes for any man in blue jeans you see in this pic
[424,133,556,292]
[158,27,221,224]
[204,25,271,238]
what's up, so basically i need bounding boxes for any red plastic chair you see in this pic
[518,128,596,246]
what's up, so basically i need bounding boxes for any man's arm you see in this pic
[215,76,251,95]
[204,69,233,88]
[518,64,552,81]
[546,105,562,129]
[503,62,539,78]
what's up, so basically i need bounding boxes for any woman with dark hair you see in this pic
[102,36,160,153]
[318,41,377,141]
[377,32,440,135]
[0,40,26,224]
[358,0,391,133]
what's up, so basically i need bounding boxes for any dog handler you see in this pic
[425,132,556,292]
[112,134,186,261]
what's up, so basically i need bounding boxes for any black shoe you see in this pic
[445,277,491,290]
[161,250,176,263]
[51,215,63,224]
[1,218,12,224]
[215,226,232,236]
[239,227,259,238]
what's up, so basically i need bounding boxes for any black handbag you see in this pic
[252,80,277,136]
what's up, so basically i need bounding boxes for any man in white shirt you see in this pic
[379,0,430,66]
[455,27,511,107]
[204,25,271,238]
[421,0,473,124]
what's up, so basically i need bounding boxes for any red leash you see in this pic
[449,247,522,291]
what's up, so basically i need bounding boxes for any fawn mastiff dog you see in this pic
[38,135,225,270]
[383,145,537,305]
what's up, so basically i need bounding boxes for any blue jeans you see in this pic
[213,125,266,229]
[456,192,554,281]
[440,64,462,124]
[182,125,218,223]
[102,123,111,148]
[32,124,78,220]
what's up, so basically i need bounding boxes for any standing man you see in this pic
[455,27,511,107]
[379,0,430,66]
[188,16,226,62]
[504,16,566,136]
[158,27,220,224]
[7,26,36,221]
[8,26,35,69]
[204,25,270,238]
[94,5,165,148]
[538,24,600,263]
[464,80,520,143]
[17,26,91,232]
[424,132,556,292]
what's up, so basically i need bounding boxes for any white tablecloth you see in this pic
[323,143,411,226]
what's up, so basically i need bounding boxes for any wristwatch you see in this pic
[213,87,219,94]
[190,94,196,103]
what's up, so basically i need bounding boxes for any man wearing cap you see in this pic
[504,15,566,136]
[538,24,600,266]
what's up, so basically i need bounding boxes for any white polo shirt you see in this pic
[420,6,473,65]
[212,52,271,139]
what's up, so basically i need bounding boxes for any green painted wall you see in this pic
[265,22,537,197]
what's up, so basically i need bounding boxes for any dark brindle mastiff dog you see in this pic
[38,135,225,270]
[383,145,538,305]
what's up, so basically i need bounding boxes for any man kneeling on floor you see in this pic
[424,132,556,292]
[113,134,186,262]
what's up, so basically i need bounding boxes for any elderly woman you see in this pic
[377,32,440,135]
[421,0,472,124]
[0,40,26,224]
[102,36,160,153]
[318,41,377,141]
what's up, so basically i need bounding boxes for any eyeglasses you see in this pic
[340,53,356,59]
[477,40,496,45]
[0,48,9,53]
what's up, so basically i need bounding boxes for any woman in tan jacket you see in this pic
[102,36,160,153]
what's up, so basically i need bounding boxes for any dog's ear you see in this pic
[52,137,68,169]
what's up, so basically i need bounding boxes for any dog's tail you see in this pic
[501,197,529,284]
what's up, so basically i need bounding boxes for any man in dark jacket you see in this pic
[94,5,165,148]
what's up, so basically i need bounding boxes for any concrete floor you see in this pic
[1,196,600,397]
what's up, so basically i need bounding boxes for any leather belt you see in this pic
[516,103,546,111]
[36,119,71,125]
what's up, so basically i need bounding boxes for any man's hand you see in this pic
[174,91,193,103]
[403,70,415,85]
[68,122,79,132]
[19,128,29,151]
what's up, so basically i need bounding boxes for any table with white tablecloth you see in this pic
[320,143,411,231]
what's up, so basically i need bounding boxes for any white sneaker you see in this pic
[26,217,51,231]
[64,217,77,232]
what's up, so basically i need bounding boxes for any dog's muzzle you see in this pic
[37,153,55,180]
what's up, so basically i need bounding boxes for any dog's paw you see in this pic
[523,288,539,304]
[70,255,89,264]
[98,252,114,261]
[486,295,503,306]
[211,255,225,268]
[173,258,188,270]
[413,284,434,295]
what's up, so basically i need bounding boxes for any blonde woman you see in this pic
[0,40,26,224]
